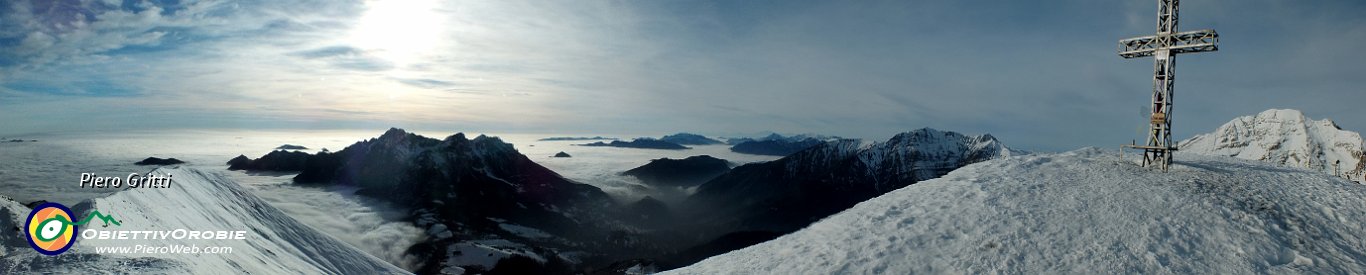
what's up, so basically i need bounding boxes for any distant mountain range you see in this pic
[723,133,839,145]
[228,127,1015,273]
[581,138,690,150]
[659,133,723,145]
[726,133,839,156]
[681,128,1013,243]
[538,136,617,141]
[1181,109,1365,179]
[574,133,726,150]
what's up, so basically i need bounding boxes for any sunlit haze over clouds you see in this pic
[2,0,1364,151]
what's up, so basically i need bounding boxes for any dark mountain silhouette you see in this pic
[622,155,731,187]
[226,155,250,166]
[728,133,835,156]
[134,157,185,165]
[539,136,616,141]
[660,133,723,145]
[581,139,689,150]
[226,150,314,171]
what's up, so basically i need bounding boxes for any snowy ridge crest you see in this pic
[857,128,1012,186]
[1181,109,1366,179]
[779,128,1011,181]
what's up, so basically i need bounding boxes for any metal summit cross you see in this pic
[1119,0,1218,171]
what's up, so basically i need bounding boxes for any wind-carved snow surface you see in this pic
[1181,109,1366,180]
[669,148,1366,274]
[0,167,408,274]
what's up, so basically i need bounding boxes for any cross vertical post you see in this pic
[1118,0,1218,171]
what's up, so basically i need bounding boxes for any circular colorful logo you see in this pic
[26,202,77,255]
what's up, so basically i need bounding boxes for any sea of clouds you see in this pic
[0,130,780,271]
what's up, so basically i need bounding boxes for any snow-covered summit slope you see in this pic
[0,167,408,274]
[669,148,1366,274]
[1181,109,1365,179]
[0,195,35,254]
[81,167,407,274]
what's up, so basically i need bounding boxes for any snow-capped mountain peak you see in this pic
[1180,109,1365,178]
[857,128,1013,187]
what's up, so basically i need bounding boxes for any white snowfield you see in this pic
[668,148,1366,274]
[1181,109,1365,179]
[1,167,409,274]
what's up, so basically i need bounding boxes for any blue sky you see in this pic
[1,0,1363,151]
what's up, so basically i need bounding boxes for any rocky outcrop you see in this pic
[134,157,185,166]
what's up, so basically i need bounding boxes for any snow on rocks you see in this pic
[443,239,545,272]
[0,196,33,255]
[428,224,454,240]
[1182,109,1366,179]
[668,148,1366,274]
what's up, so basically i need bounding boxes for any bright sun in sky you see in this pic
[348,0,444,67]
